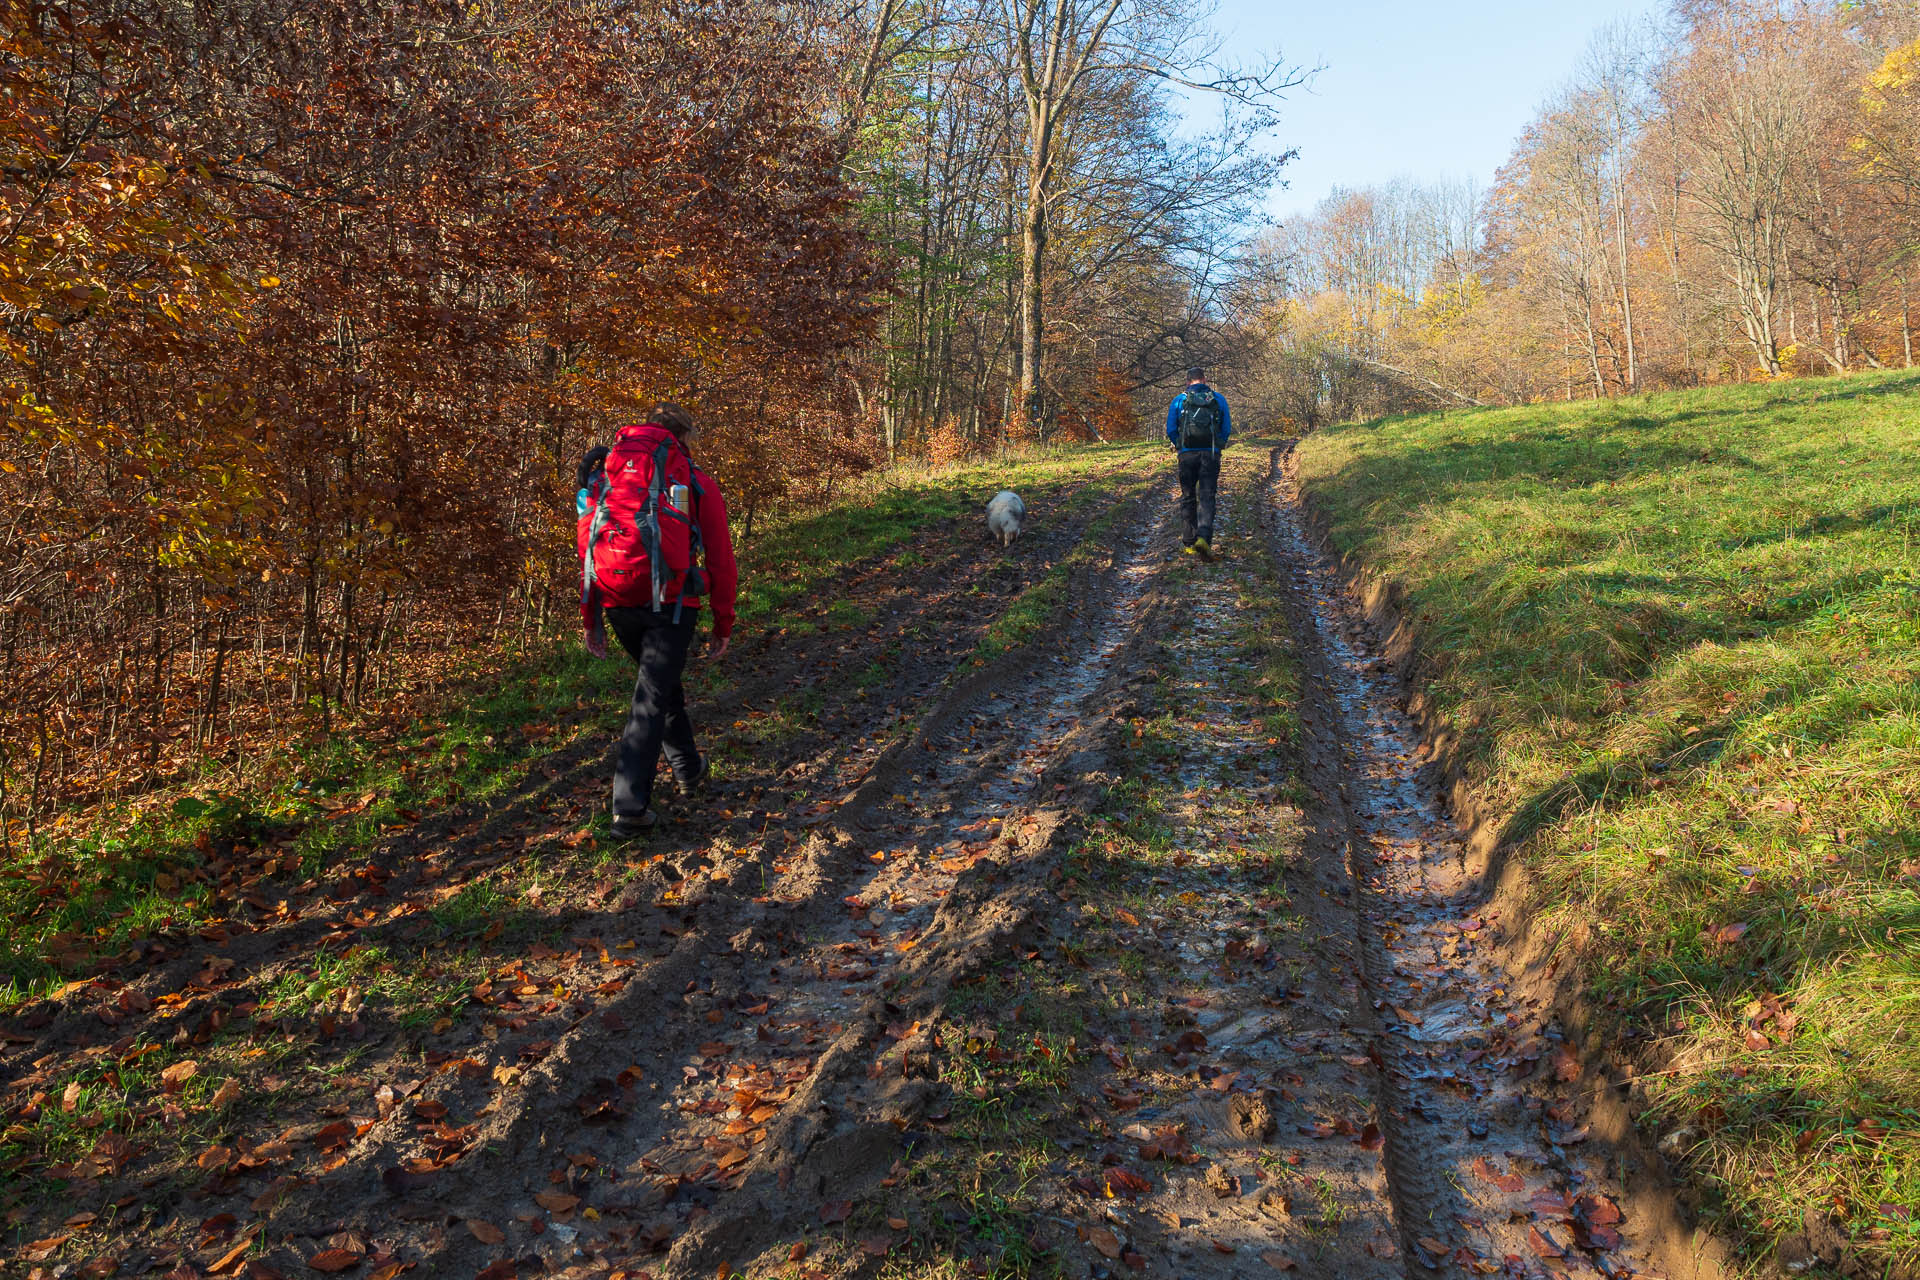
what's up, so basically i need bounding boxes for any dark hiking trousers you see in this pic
[1178,451,1221,544]
[606,606,702,819]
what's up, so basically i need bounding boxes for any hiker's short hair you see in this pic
[651,402,697,441]
[1186,366,1205,383]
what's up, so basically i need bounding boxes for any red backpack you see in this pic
[581,423,704,615]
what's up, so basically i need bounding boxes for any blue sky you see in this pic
[1201,0,1661,221]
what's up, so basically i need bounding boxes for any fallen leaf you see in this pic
[820,1199,852,1224]
[466,1220,505,1245]
[1088,1227,1123,1260]
[1551,1046,1581,1082]
[161,1059,200,1092]
[1260,1251,1298,1272]
[308,1250,364,1273]
[533,1192,579,1212]
[1471,1156,1523,1193]
[211,1078,243,1109]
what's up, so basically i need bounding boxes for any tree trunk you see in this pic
[1900,273,1914,369]
[1018,146,1048,437]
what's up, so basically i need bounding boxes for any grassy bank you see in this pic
[1296,371,1920,1274]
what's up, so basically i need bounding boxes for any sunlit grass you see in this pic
[1297,368,1920,1271]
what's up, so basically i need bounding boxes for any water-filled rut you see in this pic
[1269,442,1661,1279]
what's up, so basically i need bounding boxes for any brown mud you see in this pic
[0,455,1155,1279]
[1,441,1732,1280]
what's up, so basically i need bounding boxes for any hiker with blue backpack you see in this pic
[1166,366,1232,559]
[576,403,738,838]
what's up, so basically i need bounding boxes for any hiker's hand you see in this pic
[708,635,730,660]
[585,630,608,659]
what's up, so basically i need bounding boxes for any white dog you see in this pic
[985,490,1026,547]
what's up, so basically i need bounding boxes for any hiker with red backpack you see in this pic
[576,403,738,838]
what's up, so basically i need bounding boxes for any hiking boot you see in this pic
[609,810,657,839]
[1182,541,1200,556]
[1193,538,1213,561]
[675,755,710,795]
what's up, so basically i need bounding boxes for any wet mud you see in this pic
[0,441,1726,1280]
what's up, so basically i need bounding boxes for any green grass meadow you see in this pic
[1297,370,1920,1271]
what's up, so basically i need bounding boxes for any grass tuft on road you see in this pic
[1296,369,1920,1272]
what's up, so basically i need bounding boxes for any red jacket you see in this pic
[576,425,739,640]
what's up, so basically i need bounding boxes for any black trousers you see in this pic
[605,606,701,818]
[1178,451,1221,543]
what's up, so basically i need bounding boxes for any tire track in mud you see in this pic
[1267,442,1661,1279]
[643,507,1180,1277]
[0,461,1159,1279]
[349,485,1176,1277]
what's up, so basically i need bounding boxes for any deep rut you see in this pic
[1268,442,1663,1279]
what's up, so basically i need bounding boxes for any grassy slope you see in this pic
[0,443,1150,1006]
[1296,372,1920,1272]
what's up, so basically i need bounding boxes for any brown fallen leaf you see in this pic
[786,1243,807,1262]
[475,1263,517,1280]
[1528,1225,1566,1259]
[533,1192,579,1213]
[1551,1046,1581,1082]
[466,1219,505,1245]
[886,1217,908,1230]
[1471,1156,1523,1193]
[307,1250,364,1273]
[209,1232,258,1274]
[820,1199,852,1224]
[1260,1251,1298,1272]
[211,1077,244,1109]
[22,1235,72,1262]
[315,1120,357,1152]
[1088,1227,1123,1260]
[161,1059,199,1092]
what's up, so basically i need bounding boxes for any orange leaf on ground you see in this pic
[466,1219,505,1245]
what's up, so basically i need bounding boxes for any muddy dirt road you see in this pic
[3,443,1714,1280]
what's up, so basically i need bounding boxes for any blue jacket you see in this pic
[1166,385,1232,452]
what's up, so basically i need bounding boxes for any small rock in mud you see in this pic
[1204,1163,1241,1199]
[1228,1089,1278,1142]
